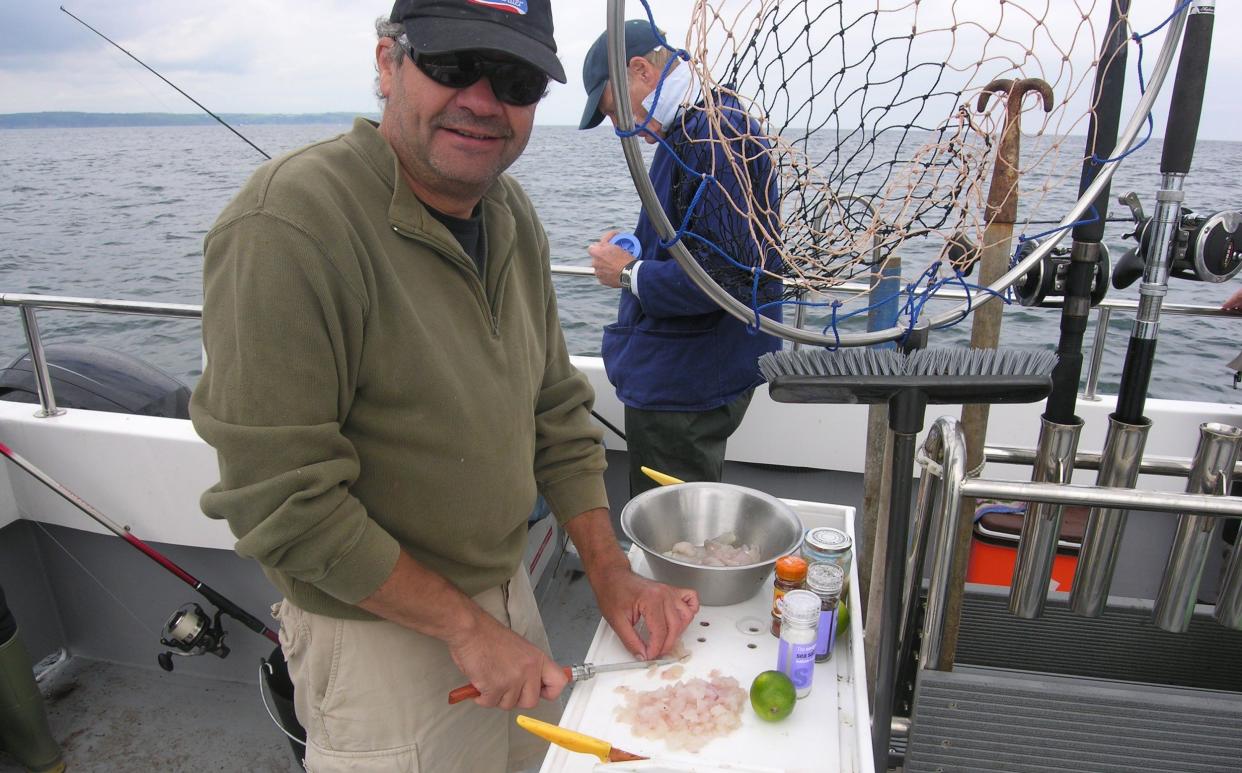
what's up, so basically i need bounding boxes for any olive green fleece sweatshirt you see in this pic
[190,118,608,620]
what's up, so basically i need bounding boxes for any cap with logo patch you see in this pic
[390,0,566,83]
[579,19,663,130]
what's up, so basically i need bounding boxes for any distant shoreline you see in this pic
[0,112,376,129]
[0,112,592,130]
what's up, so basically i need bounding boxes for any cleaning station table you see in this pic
[539,500,873,773]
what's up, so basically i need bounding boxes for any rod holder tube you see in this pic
[1153,422,1242,632]
[1009,417,1084,618]
[1070,414,1150,617]
[1214,527,1242,630]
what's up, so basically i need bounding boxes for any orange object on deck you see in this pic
[965,504,1087,591]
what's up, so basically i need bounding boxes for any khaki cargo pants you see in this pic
[276,568,563,772]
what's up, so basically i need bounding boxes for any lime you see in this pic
[749,670,796,722]
[836,598,850,638]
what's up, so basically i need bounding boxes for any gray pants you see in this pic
[624,389,754,497]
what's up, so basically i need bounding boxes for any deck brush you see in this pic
[759,345,1056,770]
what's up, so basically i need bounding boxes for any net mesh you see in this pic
[622,0,1162,338]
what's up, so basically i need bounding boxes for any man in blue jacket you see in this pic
[580,20,783,496]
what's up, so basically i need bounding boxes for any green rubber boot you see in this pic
[0,630,65,773]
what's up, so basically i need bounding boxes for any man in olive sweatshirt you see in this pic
[190,2,698,771]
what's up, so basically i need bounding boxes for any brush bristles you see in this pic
[759,347,1058,380]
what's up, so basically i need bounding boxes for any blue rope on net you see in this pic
[1091,0,1191,165]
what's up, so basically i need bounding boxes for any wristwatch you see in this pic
[619,260,638,291]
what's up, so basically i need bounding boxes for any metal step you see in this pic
[906,666,1242,772]
[953,585,1242,692]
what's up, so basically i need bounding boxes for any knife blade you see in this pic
[448,657,677,704]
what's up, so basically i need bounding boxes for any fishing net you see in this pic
[613,0,1180,344]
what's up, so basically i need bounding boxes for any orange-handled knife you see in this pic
[447,657,676,704]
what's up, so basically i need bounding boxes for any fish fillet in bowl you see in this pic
[620,482,804,606]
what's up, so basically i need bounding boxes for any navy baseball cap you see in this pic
[578,19,664,130]
[390,0,566,83]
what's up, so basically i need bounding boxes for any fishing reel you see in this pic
[157,602,230,672]
[1111,191,1242,289]
[1013,238,1111,308]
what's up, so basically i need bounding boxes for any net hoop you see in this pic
[603,0,1190,348]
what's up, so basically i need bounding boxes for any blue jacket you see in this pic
[602,93,784,411]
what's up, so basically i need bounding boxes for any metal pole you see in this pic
[1081,305,1112,401]
[1214,525,1242,630]
[1153,422,1242,632]
[872,429,917,772]
[917,417,967,672]
[959,479,1242,517]
[985,444,1242,479]
[19,306,65,418]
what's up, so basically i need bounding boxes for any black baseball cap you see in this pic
[390,0,566,83]
[579,19,664,130]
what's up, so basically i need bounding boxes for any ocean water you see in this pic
[1,121,1240,405]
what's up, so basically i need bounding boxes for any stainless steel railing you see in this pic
[908,415,1242,674]
[0,269,1236,418]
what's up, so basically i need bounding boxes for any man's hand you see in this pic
[589,230,634,288]
[357,550,566,710]
[1222,287,1242,314]
[446,609,570,710]
[562,508,700,660]
[588,561,699,660]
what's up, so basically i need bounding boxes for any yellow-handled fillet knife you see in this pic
[515,715,647,763]
[640,465,684,486]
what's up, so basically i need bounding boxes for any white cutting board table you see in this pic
[538,499,874,773]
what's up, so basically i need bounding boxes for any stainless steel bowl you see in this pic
[619,482,804,606]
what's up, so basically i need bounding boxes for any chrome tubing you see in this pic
[917,416,966,672]
[984,445,1242,479]
[1069,415,1150,617]
[959,479,1242,517]
[1009,417,1083,618]
[1081,306,1111,401]
[917,420,1242,674]
[897,454,942,682]
[1153,422,1242,632]
[19,307,65,418]
[1215,525,1242,630]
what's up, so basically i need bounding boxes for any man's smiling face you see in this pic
[377,38,537,213]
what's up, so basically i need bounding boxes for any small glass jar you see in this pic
[805,562,845,663]
[775,589,820,698]
[770,555,808,637]
[802,526,853,592]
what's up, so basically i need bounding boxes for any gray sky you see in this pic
[0,1,1236,140]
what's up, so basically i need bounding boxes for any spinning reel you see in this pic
[1111,191,1242,289]
[1014,239,1111,308]
[157,602,230,672]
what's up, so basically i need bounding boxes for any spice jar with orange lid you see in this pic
[770,554,808,636]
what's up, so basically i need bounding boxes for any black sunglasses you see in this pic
[402,44,549,107]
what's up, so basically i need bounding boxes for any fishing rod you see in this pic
[60,4,627,444]
[1006,0,1131,619]
[0,441,278,671]
[59,6,270,160]
[1071,0,1217,618]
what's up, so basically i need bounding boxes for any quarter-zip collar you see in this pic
[344,118,517,333]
